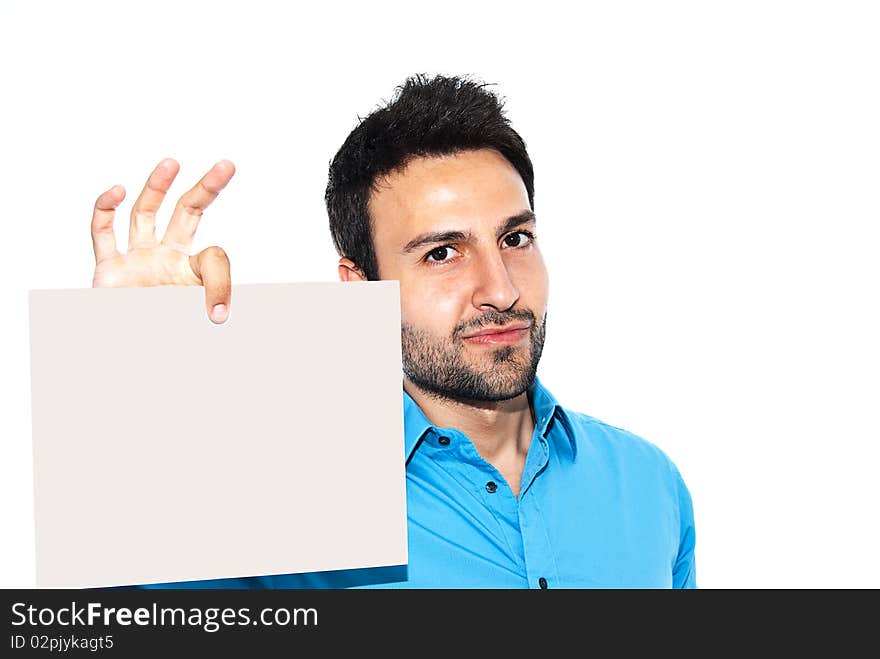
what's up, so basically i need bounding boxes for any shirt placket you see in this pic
[518,435,560,589]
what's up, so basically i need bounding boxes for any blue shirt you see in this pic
[138,376,696,589]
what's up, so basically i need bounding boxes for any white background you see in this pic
[1,0,878,588]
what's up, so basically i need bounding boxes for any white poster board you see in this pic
[28,281,407,588]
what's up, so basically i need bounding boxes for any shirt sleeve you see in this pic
[671,463,697,589]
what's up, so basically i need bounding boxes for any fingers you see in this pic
[161,160,236,252]
[128,158,180,250]
[91,184,125,263]
[190,246,232,324]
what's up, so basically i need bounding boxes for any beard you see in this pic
[401,308,547,403]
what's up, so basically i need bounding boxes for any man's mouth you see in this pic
[461,323,530,346]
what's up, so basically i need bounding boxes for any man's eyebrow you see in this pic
[495,210,536,240]
[401,210,537,254]
[401,229,472,254]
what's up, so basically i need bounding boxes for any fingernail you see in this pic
[211,304,228,323]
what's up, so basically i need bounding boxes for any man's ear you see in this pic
[338,257,368,282]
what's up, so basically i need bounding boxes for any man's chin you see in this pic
[450,370,536,403]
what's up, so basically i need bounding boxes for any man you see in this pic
[91,74,696,588]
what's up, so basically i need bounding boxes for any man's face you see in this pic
[369,148,549,402]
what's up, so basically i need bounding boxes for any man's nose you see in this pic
[471,251,519,311]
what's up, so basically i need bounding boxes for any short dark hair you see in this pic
[325,73,535,280]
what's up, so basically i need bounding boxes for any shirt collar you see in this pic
[529,375,577,458]
[402,375,576,464]
[402,387,434,464]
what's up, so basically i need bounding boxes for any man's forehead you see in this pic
[369,149,531,242]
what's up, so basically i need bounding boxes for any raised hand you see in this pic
[91,158,235,323]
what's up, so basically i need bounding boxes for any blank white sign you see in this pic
[28,281,407,588]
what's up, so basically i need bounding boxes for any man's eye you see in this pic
[503,231,534,248]
[425,246,459,263]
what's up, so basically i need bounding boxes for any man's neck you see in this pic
[404,377,536,497]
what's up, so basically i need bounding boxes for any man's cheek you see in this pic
[404,295,459,327]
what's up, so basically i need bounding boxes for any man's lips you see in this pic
[461,323,530,346]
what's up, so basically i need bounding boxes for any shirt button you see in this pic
[485,481,498,493]
[438,436,450,446]
[539,577,548,589]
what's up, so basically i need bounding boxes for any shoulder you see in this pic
[559,407,689,491]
